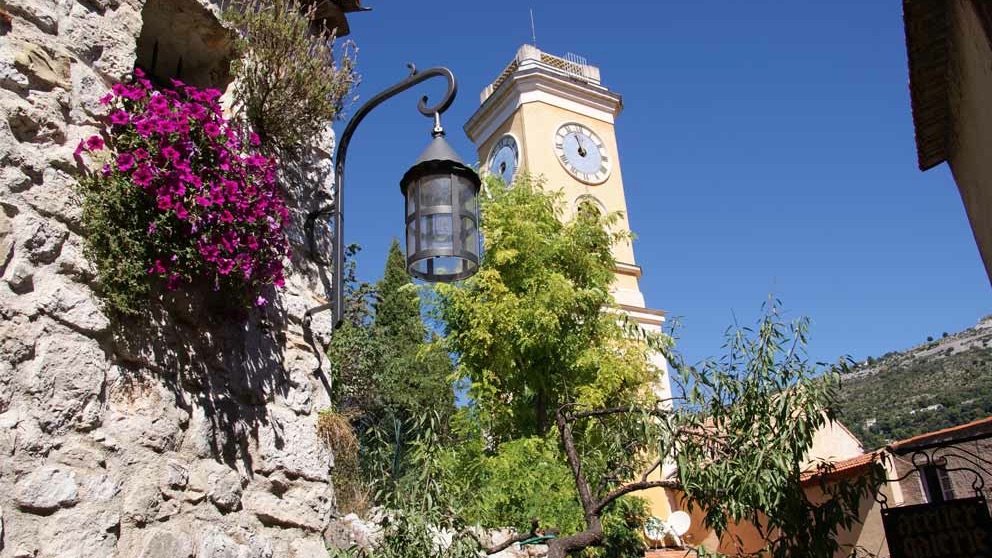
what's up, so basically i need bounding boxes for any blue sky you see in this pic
[339,0,990,367]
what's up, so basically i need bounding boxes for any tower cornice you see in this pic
[464,48,623,145]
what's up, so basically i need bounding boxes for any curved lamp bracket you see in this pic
[305,65,460,330]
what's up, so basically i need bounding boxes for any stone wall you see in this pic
[0,0,341,556]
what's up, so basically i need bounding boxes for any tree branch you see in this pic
[483,519,540,555]
[556,406,598,519]
[594,478,681,515]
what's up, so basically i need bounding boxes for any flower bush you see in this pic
[76,69,289,314]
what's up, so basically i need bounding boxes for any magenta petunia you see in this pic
[117,152,135,172]
[133,164,155,187]
[161,145,180,163]
[148,94,170,113]
[203,122,221,138]
[135,119,155,138]
[109,110,130,126]
[148,259,167,275]
[85,135,105,151]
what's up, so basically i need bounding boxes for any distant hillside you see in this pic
[836,317,992,450]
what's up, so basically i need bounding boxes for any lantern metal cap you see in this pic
[400,133,481,194]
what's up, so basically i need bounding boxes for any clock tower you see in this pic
[464,45,671,401]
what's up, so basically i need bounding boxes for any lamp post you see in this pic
[306,65,481,331]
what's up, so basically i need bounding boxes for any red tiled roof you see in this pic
[800,452,880,485]
[889,415,992,452]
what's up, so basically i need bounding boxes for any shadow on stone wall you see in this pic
[110,287,289,471]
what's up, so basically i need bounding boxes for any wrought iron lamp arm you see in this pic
[306,64,458,330]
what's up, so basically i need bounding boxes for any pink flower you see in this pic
[109,110,130,126]
[203,122,221,138]
[156,194,172,210]
[161,145,180,163]
[133,67,146,79]
[135,119,155,138]
[174,204,189,220]
[255,295,268,307]
[148,259,167,275]
[117,152,135,172]
[133,148,149,160]
[249,132,261,146]
[85,135,105,151]
[147,222,158,235]
[149,94,170,113]
[98,92,114,105]
[133,164,155,187]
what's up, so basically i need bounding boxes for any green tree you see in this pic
[374,239,455,421]
[436,175,659,439]
[327,241,458,512]
[511,304,884,558]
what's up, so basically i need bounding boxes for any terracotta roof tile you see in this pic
[889,415,992,452]
[800,452,880,484]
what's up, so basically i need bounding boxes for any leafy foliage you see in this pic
[436,174,658,438]
[326,242,456,515]
[76,70,288,314]
[667,302,884,558]
[225,0,357,152]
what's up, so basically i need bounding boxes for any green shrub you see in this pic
[225,0,358,152]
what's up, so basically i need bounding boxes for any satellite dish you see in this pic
[668,511,691,536]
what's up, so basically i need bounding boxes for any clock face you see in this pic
[488,134,519,185]
[554,123,610,184]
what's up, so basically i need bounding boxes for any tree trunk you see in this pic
[546,520,603,558]
[535,388,548,435]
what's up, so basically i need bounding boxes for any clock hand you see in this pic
[575,135,587,157]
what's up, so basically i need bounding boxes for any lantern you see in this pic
[400,128,481,282]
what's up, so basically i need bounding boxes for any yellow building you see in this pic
[464,44,671,402]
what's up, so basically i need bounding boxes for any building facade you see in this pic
[904,0,992,284]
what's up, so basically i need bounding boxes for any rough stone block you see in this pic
[137,528,194,558]
[290,538,329,558]
[14,465,79,513]
[19,215,68,264]
[255,405,330,482]
[209,468,243,513]
[20,329,107,434]
[12,40,71,89]
[242,490,323,532]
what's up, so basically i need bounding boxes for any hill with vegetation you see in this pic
[836,316,992,449]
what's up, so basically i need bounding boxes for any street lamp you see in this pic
[306,65,481,330]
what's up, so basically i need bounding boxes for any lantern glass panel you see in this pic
[421,175,451,209]
[419,213,454,252]
[461,216,479,259]
[458,179,478,213]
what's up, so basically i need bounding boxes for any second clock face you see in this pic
[488,134,519,186]
[554,123,610,184]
